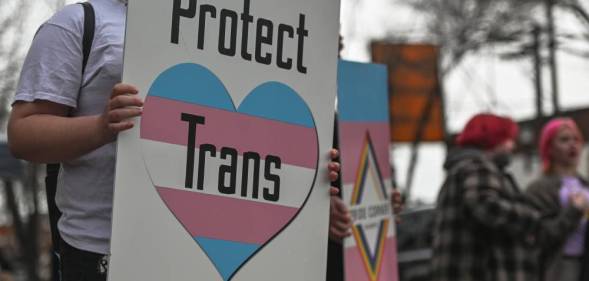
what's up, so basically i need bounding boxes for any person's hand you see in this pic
[391,189,403,223]
[99,83,143,141]
[327,148,341,195]
[329,196,352,242]
[570,192,589,212]
[327,148,350,242]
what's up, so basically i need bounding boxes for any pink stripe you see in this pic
[344,237,399,281]
[141,96,318,169]
[156,186,298,245]
[339,123,392,184]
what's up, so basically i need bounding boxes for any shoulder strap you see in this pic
[46,1,96,187]
[80,2,95,75]
[44,163,61,251]
[45,1,95,254]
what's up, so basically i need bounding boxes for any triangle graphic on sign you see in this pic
[194,237,260,281]
[350,133,388,205]
[350,132,390,281]
[352,220,390,281]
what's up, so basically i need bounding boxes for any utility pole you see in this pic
[546,0,560,114]
[533,25,544,119]
[524,25,545,172]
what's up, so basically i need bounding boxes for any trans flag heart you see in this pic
[139,63,318,281]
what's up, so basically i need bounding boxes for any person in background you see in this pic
[526,118,589,281]
[431,113,588,281]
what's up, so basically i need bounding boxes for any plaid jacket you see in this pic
[431,149,542,281]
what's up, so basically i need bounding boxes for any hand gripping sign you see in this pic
[337,60,400,281]
[108,1,340,280]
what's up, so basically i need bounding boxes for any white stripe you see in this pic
[140,139,316,208]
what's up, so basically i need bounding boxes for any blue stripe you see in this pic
[148,63,235,111]
[195,237,260,281]
[148,64,315,128]
[238,82,315,128]
[337,60,389,122]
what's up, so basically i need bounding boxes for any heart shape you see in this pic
[139,63,318,280]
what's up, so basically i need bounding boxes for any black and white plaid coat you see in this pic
[431,149,542,281]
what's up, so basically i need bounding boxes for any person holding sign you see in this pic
[7,1,340,280]
[431,113,589,281]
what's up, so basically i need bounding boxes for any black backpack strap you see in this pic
[45,162,61,281]
[80,2,95,75]
[45,2,95,257]
[45,163,61,249]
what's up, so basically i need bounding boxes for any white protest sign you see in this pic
[108,0,340,280]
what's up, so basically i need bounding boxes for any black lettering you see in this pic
[241,152,261,198]
[351,207,367,221]
[218,147,238,194]
[296,14,308,74]
[263,155,281,202]
[171,0,197,44]
[277,24,293,70]
[197,144,216,190]
[240,0,253,61]
[255,18,273,65]
[181,113,205,189]
[218,9,238,56]
[197,5,217,50]
[170,1,309,74]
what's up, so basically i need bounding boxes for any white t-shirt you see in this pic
[14,0,126,254]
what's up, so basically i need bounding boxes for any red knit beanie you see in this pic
[456,113,519,149]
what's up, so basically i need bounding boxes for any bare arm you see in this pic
[8,83,142,163]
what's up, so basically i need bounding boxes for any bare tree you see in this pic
[400,0,589,75]
[45,0,67,12]
[387,0,589,198]
[1,1,67,280]
[0,0,32,132]
[1,0,68,131]
[385,0,545,197]
[0,1,40,280]
[404,0,542,75]
[558,0,589,58]
[561,0,589,28]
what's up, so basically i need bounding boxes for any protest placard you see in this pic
[338,60,399,281]
[108,1,340,280]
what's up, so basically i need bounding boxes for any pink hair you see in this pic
[539,118,584,173]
